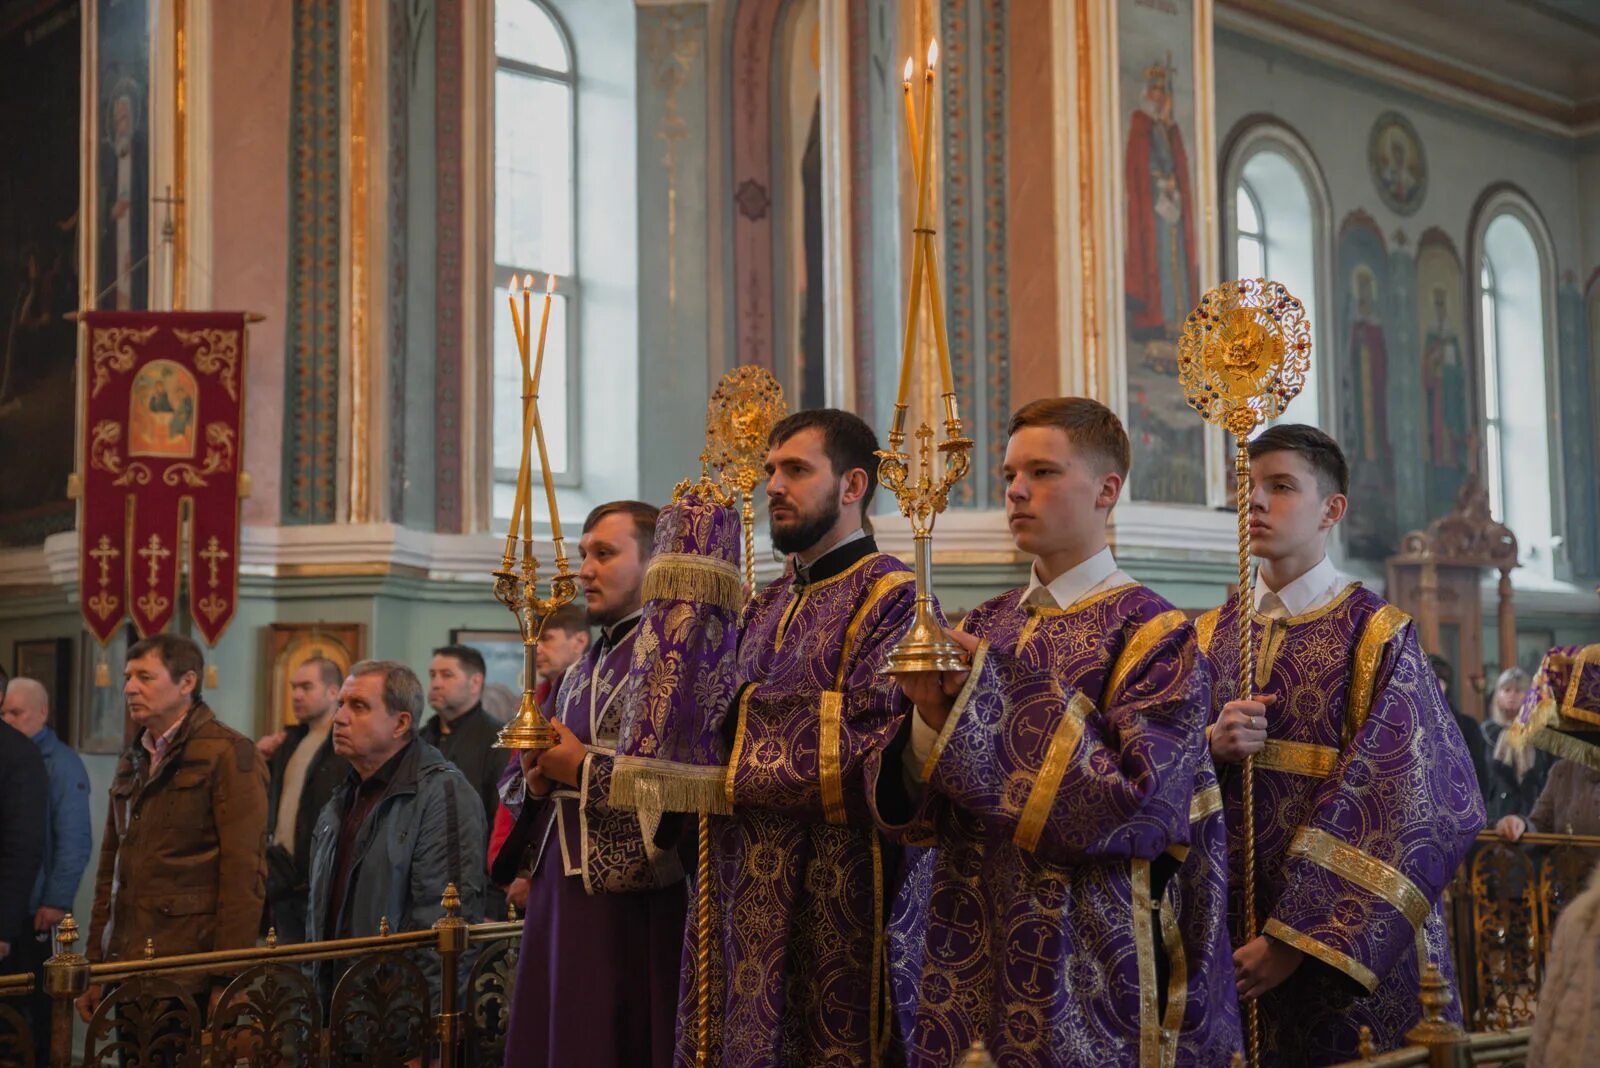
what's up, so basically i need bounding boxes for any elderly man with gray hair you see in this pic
[306,659,485,1007]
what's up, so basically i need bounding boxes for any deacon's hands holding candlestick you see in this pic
[892,627,978,731]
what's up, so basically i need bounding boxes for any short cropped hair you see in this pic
[541,602,590,637]
[1007,397,1131,478]
[1248,423,1349,497]
[768,408,881,514]
[432,644,487,679]
[347,659,425,728]
[300,656,344,690]
[127,633,206,702]
[583,500,660,557]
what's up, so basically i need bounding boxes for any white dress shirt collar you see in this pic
[1019,546,1125,610]
[1254,555,1347,618]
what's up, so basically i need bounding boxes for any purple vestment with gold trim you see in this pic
[674,545,916,1068]
[504,624,688,1068]
[1197,584,1485,1065]
[875,582,1240,1067]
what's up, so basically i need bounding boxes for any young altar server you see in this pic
[873,397,1240,1067]
[678,409,919,1067]
[1203,424,1484,1064]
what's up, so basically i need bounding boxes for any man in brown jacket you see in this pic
[77,633,268,1018]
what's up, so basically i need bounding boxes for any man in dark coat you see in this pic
[0,715,47,984]
[422,643,504,920]
[263,658,350,942]
[307,659,485,1011]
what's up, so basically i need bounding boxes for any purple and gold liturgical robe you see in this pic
[1198,585,1485,1065]
[876,581,1239,1067]
[676,536,916,1067]
[1515,643,1600,769]
[504,619,687,1068]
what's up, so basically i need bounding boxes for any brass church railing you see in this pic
[3,833,1595,1067]
[0,885,521,1068]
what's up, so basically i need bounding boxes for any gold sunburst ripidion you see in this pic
[1177,278,1312,439]
[702,365,787,498]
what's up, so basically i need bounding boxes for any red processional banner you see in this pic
[79,311,248,646]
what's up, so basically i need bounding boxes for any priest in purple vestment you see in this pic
[1203,425,1484,1065]
[873,398,1239,1067]
[676,409,917,1068]
[502,501,687,1068]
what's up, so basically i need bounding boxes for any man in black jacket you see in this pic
[422,644,504,920]
[0,711,48,980]
[264,658,349,942]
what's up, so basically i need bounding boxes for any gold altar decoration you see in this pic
[494,273,578,750]
[881,38,973,675]
[693,365,788,593]
[1176,277,1311,1066]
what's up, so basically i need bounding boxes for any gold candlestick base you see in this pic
[881,596,967,674]
[496,688,559,750]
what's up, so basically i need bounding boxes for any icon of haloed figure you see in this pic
[130,360,198,457]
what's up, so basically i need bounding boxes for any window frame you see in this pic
[1235,178,1268,281]
[1469,186,1566,578]
[490,0,582,500]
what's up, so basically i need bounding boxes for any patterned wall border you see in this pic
[980,0,1009,508]
[729,0,783,370]
[387,0,411,521]
[848,0,874,414]
[434,0,463,532]
[282,0,342,524]
[940,0,977,507]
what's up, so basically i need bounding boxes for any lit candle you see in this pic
[504,274,532,561]
[918,40,955,400]
[530,274,564,551]
[895,47,936,410]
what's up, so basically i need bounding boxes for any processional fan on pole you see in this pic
[1176,277,1312,1067]
[494,272,577,751]
[880,37,973,674]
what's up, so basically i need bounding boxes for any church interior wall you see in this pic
[1215,26,1599,587]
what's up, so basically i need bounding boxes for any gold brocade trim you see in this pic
[818,691,847,825]
[1159,886,1187,1067]
[1013,692,1092,852]
[1255,619,1287,692]
[1561,644,1600,724]
[1106,609,1186,707]
[835,570,915,690]
[1189,783,1223,823]
[723,685,758,809]
[1524,723,1600,771]
[1287,827,1430,931]
[1132,859,1160,1068]
[920,641,990,783]
[610,757,734,816]
[869,835,885,1068]
[1263,917,1379,994]
[1251,582,1364,627]
[1343,604,1409,747]
[643,553,743,612]
[1015,581,1143,650]
[1194,608,1220,655]
[1256,739,1340,779]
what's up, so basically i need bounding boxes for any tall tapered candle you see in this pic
[895,47,938,411]
[504,274,533,562]
[530,273,564,553]
[522,275,536,546]
[920,40,955,401]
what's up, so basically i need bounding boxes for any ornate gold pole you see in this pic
[688,364,786,1064]
[1176,278,1312,1067]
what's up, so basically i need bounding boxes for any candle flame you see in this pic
[927,38,939,71]
[509,273,520,294]
[903,57,913,85]
[546,273,557,294]
[523,273,535,290]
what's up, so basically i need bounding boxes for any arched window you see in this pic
[492,0,576,520]
[1475,199,1558,575]
[1222,122,1331,431]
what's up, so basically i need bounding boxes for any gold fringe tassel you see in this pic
[610,756,735,815]
[643,554,743,612]
[1525,725,1600,772]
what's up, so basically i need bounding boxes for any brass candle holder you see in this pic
[879,38,973,675]
[494,273,578,751]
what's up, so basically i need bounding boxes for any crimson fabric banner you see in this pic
[79,311,248,645]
